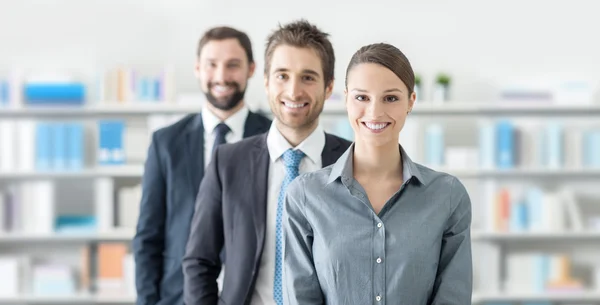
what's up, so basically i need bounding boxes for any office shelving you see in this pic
[2,167,600,180]
[0,103,200,118]
[0,294,136,304]
[472,291,600,303]
[1,101,600,118]
[0,230,134,244]
[0,166,144,179]
[1,99,600,303]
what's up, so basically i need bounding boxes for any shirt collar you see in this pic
[201,104,249,136]
[266,119,325,164]
[327,143,425,185]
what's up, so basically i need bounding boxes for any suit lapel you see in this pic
[243,111,265,137]
[250,134,269,260]
[185,114,205,194]
[321,133,342,167]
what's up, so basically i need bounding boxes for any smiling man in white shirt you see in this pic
[182,19,352,305]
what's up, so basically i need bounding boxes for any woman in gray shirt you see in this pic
[282,42,473,305]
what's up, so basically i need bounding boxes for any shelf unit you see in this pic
[2,167,599,180]
[2,101,600,304]
[0,230,134,244]
[0,294,136,304]
[472,291,600,303]
[0,166,144,179]
[1,101,599,118]
[471,231,600,241]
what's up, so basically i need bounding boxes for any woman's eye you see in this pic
[385,95,399,102]
[355,95,368,101]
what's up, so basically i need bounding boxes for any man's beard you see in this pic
[205,82,246,111]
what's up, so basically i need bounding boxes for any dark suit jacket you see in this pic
[132,111,271,305]
[182,131,352,305]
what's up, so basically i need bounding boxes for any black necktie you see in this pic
[212,123,231,155]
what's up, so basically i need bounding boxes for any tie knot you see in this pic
[214,123,230,135]
[282,149,305,168]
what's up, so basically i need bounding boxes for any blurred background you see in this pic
[1,0,600,304]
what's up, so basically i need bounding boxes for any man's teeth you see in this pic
[213,85,231,93]
[365,122,388,130]
[284,102,305,108]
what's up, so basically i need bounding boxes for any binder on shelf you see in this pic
[52,123,67,170]
[23,82,85,105]
[97,120,125,165]
[35,122,52,171]
[542,122,564,169]
[66,123,84,170]
[34,122,85,171]
[0,80,9,106]
[425,124,444,167]
[479,121,495,169]
[496,120,515,169]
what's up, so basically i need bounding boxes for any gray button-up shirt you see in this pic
[283,144,472,305]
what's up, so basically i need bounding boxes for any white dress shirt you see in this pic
[251,120,325,305]
[201,104,249,167]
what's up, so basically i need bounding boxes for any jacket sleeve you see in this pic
[182,146,224,305]
[430,177,473,305]
[132,132,166,305]
[283,176,325,305]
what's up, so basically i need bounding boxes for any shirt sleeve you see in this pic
[283,176,325,305]
[430,177,473,305]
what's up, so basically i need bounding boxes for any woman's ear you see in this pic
[408,91,416,111]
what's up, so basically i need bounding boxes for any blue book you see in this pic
[35,123,52,171]
[526,187,544,231]
[479,122,495,168]
[495,120,514,169]
[24,83,85,105]
[592,131,600,167]
[66,123,84,170]
[545,122,563,168]
[510,200,528,232]
[52,123,67,170]
[98,120,125,165]
[425,124,444,167]
[154,78,162,101]
[0,80,9,105]
[55,215,97,233]
[533,255,550,292]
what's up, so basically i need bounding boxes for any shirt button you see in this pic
[377,223,382,228]
[376,257,382,264]
[376,295,381,302]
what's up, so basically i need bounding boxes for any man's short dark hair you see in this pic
[264,19,335,87]
[197,26,254,64]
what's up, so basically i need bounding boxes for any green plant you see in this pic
[415,74,421,86]
[436,73,451,86]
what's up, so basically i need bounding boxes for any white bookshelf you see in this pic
[0,230,134,243]
[0,293,136,304]
[0,165,144,179]
[1,101,600,303]
[0,103,201,117]
[1,102,600,117]
[472,291,600,303]
[472,230,600,241]
[322,102,600,116]
[2,167,600,180]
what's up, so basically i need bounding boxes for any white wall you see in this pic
[2,0,600,110]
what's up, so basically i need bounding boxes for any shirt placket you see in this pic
[345,177,386,305]
[373,215,385,305]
